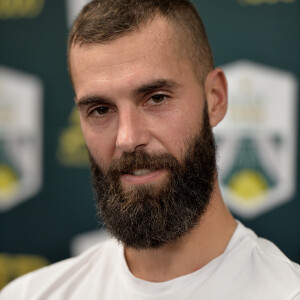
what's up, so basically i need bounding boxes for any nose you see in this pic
[115,106,149,153]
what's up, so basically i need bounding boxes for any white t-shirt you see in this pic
[1,222,300,300]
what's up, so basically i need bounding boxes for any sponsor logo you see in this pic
[0,0,44,19]
[0,66,43,211]
[56,106,89,167]
[238,0,296,5]
[215,60,297,218]
[65,0,90,27]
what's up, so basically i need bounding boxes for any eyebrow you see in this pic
[132,79,181,96]
[76,78,181,108]
[76,96,109,108]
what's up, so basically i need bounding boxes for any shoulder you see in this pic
[0,238,121,300]
[229,222,300,298]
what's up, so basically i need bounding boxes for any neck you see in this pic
[124,182,237,282]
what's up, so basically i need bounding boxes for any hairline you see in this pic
[68,13,210,88]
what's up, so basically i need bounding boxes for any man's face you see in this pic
[89,105,216,249]
[70,16,217,248]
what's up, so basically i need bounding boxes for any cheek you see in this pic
[152,112,198,159]
[80,121,115,164]
[172,110,204,155]
[180,103,204,135]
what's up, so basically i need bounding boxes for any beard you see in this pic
[90,104,217,250]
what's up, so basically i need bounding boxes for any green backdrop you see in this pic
[0,0,299,288]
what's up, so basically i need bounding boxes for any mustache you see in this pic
[106,151,180,176]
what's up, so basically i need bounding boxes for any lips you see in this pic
[120,168,166,185]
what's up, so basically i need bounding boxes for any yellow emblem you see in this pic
[57,106,89,167]
[0,0,44,19]
[0,164,19,201]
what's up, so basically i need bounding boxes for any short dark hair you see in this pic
[68,0,214,82]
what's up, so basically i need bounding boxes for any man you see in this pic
[1,0,300,299]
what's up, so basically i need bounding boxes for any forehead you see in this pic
[69,16,194,97]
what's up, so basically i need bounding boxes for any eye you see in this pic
[89,106,112,116]
[149,94,167,104]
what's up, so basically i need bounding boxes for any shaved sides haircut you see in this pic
[68,0,214,82]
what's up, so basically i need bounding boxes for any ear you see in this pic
[204,68,228,127]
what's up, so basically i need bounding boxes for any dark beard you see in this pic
[90,105,216,249]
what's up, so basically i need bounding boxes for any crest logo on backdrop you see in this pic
[0,66,43,211]
[215,60,297,218]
